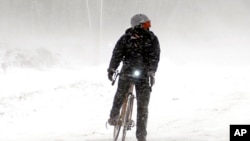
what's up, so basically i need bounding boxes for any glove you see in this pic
[107,68,116,81]
[148,71,155,86]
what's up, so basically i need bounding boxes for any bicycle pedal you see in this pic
[129,120,135,127]
[127,120,135,130]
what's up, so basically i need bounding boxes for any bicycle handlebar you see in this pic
[111,70,154,90]
[111,70,120,86]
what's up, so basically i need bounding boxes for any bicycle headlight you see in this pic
[133,70,141,77]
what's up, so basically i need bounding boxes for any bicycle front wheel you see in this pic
[121,94,134,141]
[113,116,122,141]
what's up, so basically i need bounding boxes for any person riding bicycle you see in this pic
[107,14,160,141]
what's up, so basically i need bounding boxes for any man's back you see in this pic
[109,27,160,75]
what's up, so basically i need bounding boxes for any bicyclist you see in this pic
[107,14,160,141]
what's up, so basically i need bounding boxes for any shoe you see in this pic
[137,137,146,141]
[108,117,118,126]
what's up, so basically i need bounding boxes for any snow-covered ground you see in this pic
[1,51,250,141]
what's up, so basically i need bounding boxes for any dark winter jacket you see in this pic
[108,28,160,77]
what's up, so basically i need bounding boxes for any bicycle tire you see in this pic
[121,94,134,141]
[113,95,129,141]
[113,117,122,141]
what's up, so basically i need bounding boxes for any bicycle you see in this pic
[108,69,153,141]
[111,70,136,141]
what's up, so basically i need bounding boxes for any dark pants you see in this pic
[110,74,151,139]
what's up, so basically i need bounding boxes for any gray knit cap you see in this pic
[130,14,150,27]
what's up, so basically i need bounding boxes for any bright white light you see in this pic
[133,70,140,77]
